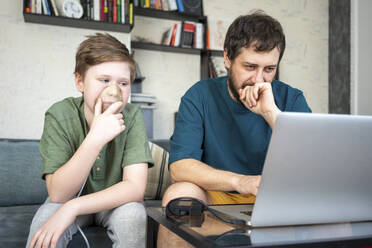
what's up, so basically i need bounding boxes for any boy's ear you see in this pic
[75,73,84,93]
[224,50,231,70]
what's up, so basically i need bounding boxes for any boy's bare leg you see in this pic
[157,182,210,248]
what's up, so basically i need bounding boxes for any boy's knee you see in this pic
[162,182,208,206]
[111,202,147,227]
[32,202,62,224]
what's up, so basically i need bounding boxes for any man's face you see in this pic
[225,46,280,102]
[75,61,131,122]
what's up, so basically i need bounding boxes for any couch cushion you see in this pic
[0,205,40,247]
[145,142,172,200]
[0,139,48,206]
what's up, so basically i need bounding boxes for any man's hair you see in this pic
[224,10,286,62]
[74,33,136,82]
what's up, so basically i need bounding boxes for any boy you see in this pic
[27,33,153,248]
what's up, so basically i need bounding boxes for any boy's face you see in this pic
[75,61,131,121]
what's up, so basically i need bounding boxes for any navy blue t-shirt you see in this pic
[170,76,311,175]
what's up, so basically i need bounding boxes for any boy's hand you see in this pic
[29,202,78,248]
[89,98,126,147]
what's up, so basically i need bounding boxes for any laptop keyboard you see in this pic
[240,210,252,216]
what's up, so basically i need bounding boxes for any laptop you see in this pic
[209,112,372,227]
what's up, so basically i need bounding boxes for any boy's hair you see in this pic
[224,10,286,62]
[74,33,136,82]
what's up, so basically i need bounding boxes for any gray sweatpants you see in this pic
[26,198,147,248]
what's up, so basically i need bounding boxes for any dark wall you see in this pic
[329,0,350,114]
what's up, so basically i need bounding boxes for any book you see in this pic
[87,0,91,19]
[36,0,42,14]
[47,0,55,15]
[104,0,108,21]
[169,23,177,46]
[113,0,117,22]
[41,0,51,15]
[174,22,182,47]
[154,0,162,10]
[125,0,129,23]
[49,0,59,16]
[94,0,100,20]
[90,0,94,19]
[117,0,121,23]
[193,22,203,49]
[161,0,168,11]
[167,0,177,11]
[108,0,113,22]
[145,0,150,8]
[129,2,133,24]
[180,21,195,48]
[175,0,184,12]
[161,28,172,46]
[121,0,125,23]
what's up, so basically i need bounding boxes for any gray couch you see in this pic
[0,138,170,247]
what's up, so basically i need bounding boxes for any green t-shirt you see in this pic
[40,96,154,195]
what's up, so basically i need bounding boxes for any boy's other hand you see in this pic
[89,98,126,147]
[29,201,78,248]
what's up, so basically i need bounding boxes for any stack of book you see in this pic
[135,0,203,16]
[24,0,59,16]
[161,21,204,49]
[24,0,134,24]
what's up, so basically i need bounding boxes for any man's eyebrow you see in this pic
[242,62,277,68]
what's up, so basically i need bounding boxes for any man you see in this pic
[158,11,311,247]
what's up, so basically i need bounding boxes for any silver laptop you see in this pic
[209,112,372,227]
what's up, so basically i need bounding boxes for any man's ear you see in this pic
[75,73,84,93]
[224,50,231,70]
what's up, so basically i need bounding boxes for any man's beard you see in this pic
[227,66,251,105]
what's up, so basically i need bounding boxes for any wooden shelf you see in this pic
[23,12,133,33]
[131,41,202,55]
[134,7,206,22]
[204,50,224,57]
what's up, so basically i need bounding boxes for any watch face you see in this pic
[63,0,83,19]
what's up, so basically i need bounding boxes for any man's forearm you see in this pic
[170,158,242,192]
[47,134,104,203]
[68,179,145,216]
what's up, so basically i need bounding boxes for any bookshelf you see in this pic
[22,0,133,33]
[23,12,133,33]
[132,6,224,79]
[131,41,202,55]
[22,1,223,78]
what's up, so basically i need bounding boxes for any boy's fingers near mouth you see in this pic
[94,98,103,116]
[104,101,123,115]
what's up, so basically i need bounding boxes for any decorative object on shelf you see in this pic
[209,56,227,78]
[208,18,232,51]
[62,0,83,18]
[181,0,203,16]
